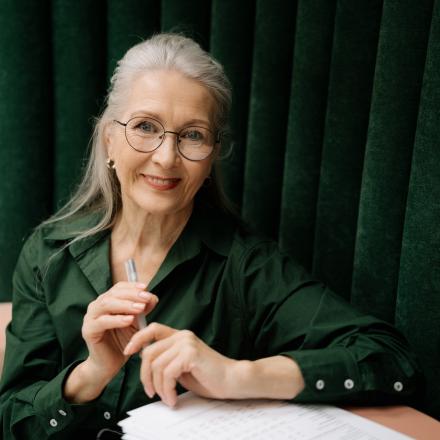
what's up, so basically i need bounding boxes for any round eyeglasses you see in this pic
[114,116,219,161]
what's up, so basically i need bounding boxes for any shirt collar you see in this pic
[43,204,237,259]
[44,211,110,258]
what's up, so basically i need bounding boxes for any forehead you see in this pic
[122,70,215,125]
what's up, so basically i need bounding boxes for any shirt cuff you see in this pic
[32,361,124,436]
[280,347,361,403]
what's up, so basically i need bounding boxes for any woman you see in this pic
[0,33,422,438]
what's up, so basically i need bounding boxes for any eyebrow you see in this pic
[130,110,211,128]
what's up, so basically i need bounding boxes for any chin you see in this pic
[125,185,194,216]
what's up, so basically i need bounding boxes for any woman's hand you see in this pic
[124,323,305,407]
[123,323,240,406]
[64,282,158,403]
[82,282,158,378]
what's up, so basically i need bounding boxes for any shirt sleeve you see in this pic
[237,240,424,405]
[0,233,123,439]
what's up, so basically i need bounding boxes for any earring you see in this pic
[203,175,212,187]
[106,158,116,169]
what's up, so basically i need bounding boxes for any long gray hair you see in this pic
[41,33,234,246]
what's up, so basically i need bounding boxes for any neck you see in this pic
[111,202,193,257]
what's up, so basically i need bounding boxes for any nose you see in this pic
[151,131,180,168]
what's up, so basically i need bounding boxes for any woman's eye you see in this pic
[182,130,203,141]
[138,122,156,133]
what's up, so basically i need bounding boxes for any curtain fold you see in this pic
[279,0,336,270]
[53,0,107,206]
[351,0,433,322]
[242,0,297,238]
[210,0,255,208]
[161,0,211,50]
[107,0,161,80]
[0,1,53,295]
[0,0,439,419]
[312,0,383,299]
[395,0,440,418]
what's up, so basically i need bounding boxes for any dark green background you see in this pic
[0,0,439,419]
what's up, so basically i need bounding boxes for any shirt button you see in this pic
[394,381,403,392]
[344,379,354,390]
[58,409,67,416]
[103,411,111,420]
[49,418,58,427]
[315,379,325,390]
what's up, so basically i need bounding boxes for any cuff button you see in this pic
[103,411,111,420]
[394,381,403,392]
[315,379,325,390]
[344,379,354,390]
[49,418,58,427]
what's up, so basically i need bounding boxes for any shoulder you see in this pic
[231,227,290,267]
[197,205,303,273]
[227,226,316,292]
[233,227,277,256]
[18,211,104,267]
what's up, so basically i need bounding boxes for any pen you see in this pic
[124,258,147,330]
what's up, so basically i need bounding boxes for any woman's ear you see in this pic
[103,122,114,158]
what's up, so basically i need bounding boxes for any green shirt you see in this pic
[0,206,423,439]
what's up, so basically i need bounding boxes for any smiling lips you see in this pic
[141,174,181,190]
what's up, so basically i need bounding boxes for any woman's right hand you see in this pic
[63,282,158,403]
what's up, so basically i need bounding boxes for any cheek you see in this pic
[186,164,211,190]
[115,154,142,188]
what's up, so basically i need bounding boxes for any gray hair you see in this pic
[41,33,234,247]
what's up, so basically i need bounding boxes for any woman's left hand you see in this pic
[123,322,242,406]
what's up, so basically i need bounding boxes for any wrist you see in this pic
[230,356,305,400]
[227,360,256,399]
[63,360,111,404]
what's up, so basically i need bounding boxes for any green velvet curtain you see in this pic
[0,0,439,419]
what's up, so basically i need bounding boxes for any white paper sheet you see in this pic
[118,392,413,440]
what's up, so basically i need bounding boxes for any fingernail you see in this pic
[138,291,152,299]
[145,387,154,399]
[136,283,147,289]
[122,315,133,322]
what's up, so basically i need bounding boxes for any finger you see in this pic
[162,354,194,407]
[139,331,197,399]
[106,285,157,304]
[112,288,158,305]
[140,333,177,359]
[112,281,147,290]
[124,322,177,355]
[151,346,181,403]
[139,337,178,397]
[143,294,159,316]
[140,346,154,398]
[83,314,134,342]
[88,297,146,319]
